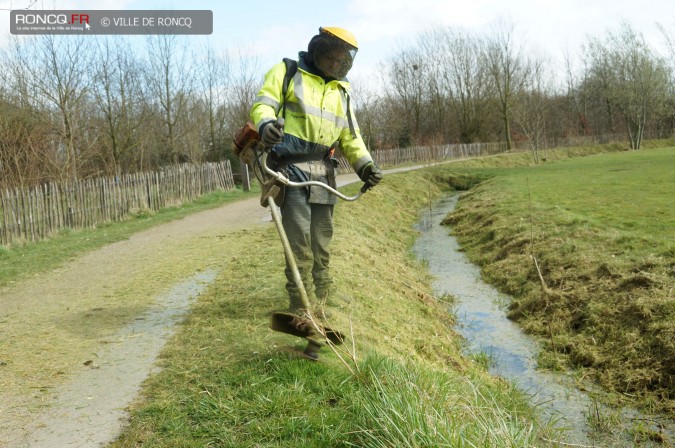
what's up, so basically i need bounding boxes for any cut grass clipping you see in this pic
[110,169,555,447]
[444,144,674,416]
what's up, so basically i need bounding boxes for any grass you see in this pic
[108,169,556,447]
[352,358,539,447]
[442,143,675,416]
[0,185,260,288]
[7,139,672,445]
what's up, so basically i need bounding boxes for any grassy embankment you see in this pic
[108,169,557,447]
[441,142,674,418]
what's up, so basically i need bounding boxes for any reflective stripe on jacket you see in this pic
[250,58,373,175]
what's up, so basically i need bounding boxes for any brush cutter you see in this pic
[234,119,369,360]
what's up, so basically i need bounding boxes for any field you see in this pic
[443,145,674,416]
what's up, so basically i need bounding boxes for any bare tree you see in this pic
[226,47,261,131]
[223,46,261,182]
[197,44,231,161]
[426,27,494,143]
[512,57,554,163]
[563,50,594,136]
[585,22,671,149]
[144,34,195,164]
[350,81,382,150]
[91,37,148,175]
[657,21,675,61]
[414,31,451,144]
[0,95,52,188]
[382,47,427,146]
[8,35,93,182]
[483,19,533,151]
[657,21,675,137]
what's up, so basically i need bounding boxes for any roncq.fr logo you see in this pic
[14,13,90,26]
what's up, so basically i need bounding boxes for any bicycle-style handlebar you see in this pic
[257,117,371,202]
[260,147,369,202]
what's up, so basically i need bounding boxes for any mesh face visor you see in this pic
[314,35,358,79]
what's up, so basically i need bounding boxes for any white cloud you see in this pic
[342,0,674,84]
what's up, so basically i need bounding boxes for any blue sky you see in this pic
[1,0,673,85]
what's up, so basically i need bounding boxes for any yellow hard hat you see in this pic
[320,27,358,50]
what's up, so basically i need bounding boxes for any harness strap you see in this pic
[281,58,298,119]
[279,153,329,165]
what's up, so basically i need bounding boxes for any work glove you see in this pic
[259,122,283,147]
[358,162,383,188]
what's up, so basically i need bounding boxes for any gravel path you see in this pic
[0,195,271,447]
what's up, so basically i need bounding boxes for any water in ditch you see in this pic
[412,193,673,447]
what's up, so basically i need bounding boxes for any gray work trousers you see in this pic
[281,184,334,310]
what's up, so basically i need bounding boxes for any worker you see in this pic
[250,26,382,317]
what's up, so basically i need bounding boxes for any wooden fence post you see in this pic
[240,161,250,192]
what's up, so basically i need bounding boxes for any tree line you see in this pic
[0,34,255,189]
[1,20,673,189]
[355,20,674,158]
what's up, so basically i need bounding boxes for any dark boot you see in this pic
[303,340,322,361]
[303,328,325,361]
[287,289,306,315]
[314,280,335,305]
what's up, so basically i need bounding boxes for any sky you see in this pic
[0,0,673,86]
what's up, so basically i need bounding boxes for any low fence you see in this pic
[334,141,507,173]
[371,141,506,166]
[3,131,656,247]
[332,131,663,173]
[0,161,235,246]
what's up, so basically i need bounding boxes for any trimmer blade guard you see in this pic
[270,312,345,345]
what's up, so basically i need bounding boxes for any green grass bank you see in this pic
[109,170,557,447]
[441,143,674,417]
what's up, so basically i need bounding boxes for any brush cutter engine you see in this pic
[232,121,277,187]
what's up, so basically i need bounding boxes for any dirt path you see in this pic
[0,166,450,447]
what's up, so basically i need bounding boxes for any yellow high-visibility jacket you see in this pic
[250,57,373,180]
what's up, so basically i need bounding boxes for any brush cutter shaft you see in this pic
[261,118,368,348]
[268,200,312,310]
[269,198,333,348]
